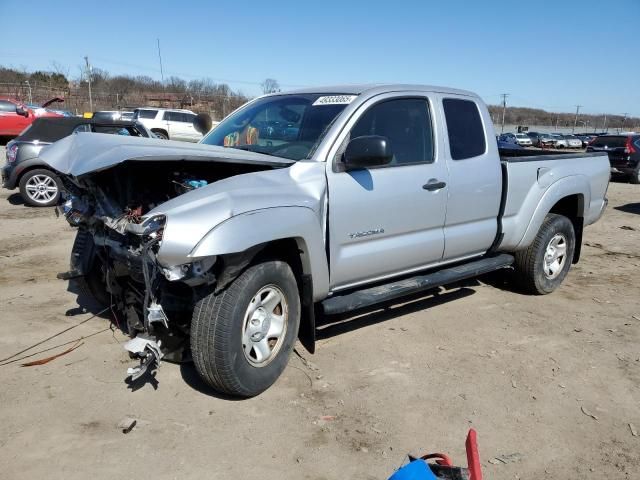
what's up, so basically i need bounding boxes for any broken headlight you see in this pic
[126,214,166,240]
[161,257,217,283]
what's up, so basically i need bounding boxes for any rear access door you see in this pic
[440,96,502,260]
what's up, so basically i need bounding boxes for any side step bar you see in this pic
[321,254,514,315]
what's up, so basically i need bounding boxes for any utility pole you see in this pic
[24,80,32,104]
[84,56,93,112]
[572,105,581,133]
[157,38,165,85]
[500,93,509,133]
[602,114,607,133]
[620,113,628,133]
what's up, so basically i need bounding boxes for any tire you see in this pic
[18,168,62,207]
[191,260,301,397]
[630,166,640,185]
[514,213,575,295]
[152,130,168,140]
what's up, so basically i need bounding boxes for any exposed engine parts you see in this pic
[59,160,271,381]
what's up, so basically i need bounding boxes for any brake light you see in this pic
[6,143,18,163]
[625,137,636,154]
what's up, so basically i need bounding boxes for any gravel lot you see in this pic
[1,145,639,479]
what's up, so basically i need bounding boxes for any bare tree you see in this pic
[261,78,280,94]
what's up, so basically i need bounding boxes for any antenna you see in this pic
[157,38,165,85]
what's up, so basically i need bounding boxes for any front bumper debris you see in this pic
[124,334,163,381]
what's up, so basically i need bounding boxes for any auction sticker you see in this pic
[313,95,357,106]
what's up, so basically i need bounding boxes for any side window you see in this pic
[0,100,16,112]
[349,98,434,165]
[163,111,175,121]
[136,109,157,119]
[442,98,486,160]
[184,113,196,124]
[73,124,91,133]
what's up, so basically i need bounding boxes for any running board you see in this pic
[321,254,514,315]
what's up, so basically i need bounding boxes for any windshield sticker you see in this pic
[313,95,357,106]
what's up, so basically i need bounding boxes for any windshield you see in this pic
[200,93,354,160]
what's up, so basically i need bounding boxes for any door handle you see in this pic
[422,180,446,191]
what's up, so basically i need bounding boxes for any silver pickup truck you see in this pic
[42,84,609,397]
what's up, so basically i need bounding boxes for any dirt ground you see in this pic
[1,147,639,480]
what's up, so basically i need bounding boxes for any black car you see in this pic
[586,134,640,184]
[2,117,151,206]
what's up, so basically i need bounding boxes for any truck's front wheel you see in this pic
[514,213,575,294]
[191,260,301,397]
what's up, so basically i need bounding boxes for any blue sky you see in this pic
[1,0,638,115]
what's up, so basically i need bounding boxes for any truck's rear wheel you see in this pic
[191,260,300,397]
[514,213,575,294]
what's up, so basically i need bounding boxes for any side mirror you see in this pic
[343,135,393,170]
[193,113,213,134]
[16,106,28,117]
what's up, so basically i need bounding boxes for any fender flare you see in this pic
[189,206,330,301]
[516,175,589,250]
[6,157,52,189]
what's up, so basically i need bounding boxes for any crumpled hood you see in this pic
[151,160,326,266]
[39,132,294,177]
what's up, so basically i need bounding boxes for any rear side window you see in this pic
[0,100,16,112]
[164,111,189,122]
[135,109,158,119]
[590,136,627,148]
[350,98,434,165]
[443,98,486,160]
[93,126,133,136]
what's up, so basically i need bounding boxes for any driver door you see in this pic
[326,95,448,290]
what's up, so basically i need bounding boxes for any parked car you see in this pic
[587,134,640,183]
[499,132,532,146]
[132,107,202,142]
[0,97,65,138]
[526,131,555,147]
[45,84,609,397]
[548,134,570,149]
[562,134,584,149]
[575,134,595,147]
[2,117,151,206]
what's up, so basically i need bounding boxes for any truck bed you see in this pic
[496,151,610,252]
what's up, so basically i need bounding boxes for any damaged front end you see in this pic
[62,169,221,380]
[46,137,292,382]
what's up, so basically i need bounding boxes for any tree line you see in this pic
[486,105,637,131]
[0,65,637,128]
[0,65,251,119]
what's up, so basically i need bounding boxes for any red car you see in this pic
[0,97,65,137]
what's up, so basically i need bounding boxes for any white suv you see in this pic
[132,108,202,142]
